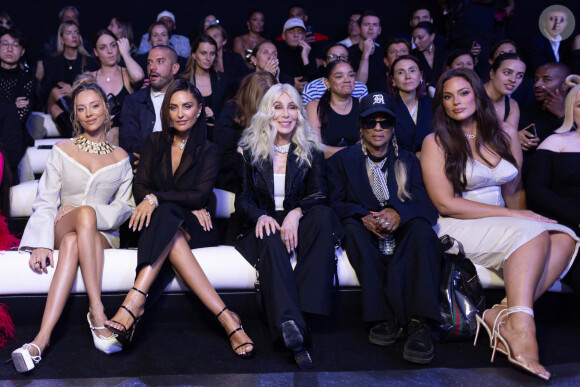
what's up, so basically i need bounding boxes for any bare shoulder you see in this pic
[501,121,517,136]
[54,139,75,151]
[538,132,572,152]
[112,146,129,161]
[305,99,319,111]
[421,133,439,150]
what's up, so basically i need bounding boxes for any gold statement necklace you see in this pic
[72,135,115,154]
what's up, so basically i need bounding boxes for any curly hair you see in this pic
[555,74,580,134]
[238,83,322,167]
[432,68,516,195]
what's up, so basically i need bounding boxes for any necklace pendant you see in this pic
[179,139,185,150]
[68,66,73,70]
[106,77,110,82]
[273,143,291,154]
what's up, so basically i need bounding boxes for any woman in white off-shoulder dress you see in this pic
[421,69,578,381]
[12,75,134,373]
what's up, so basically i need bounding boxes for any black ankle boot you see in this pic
[281,320,312,369]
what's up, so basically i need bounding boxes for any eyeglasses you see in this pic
[204,19,220,25]
[327,54,349,62]
[361,117,395,130]
[0,41,21,50]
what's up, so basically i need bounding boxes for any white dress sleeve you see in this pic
[19,149,62,251]
[92,160,135,231]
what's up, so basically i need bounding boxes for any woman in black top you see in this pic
[179,35,233,140]
[412,22,445,93]
[387,55,433,156]
[527,74,580,294]
[234,83,342,368]
[306,60,359,158]
[106,79,254,358]
[40,21,96,136]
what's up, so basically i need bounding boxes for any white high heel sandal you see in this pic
[492,306,550,381]
[11,343,42,373]
[87,312,123,354]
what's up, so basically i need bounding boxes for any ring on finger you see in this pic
[385,222,391,227]
[35,260,41,265]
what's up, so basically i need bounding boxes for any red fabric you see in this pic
[0,303,14,348]
[0,211,19,250]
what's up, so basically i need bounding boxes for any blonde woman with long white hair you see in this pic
[233,83,343,369]
[527,74,580,296]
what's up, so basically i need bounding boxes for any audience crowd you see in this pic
[1,2,580,380]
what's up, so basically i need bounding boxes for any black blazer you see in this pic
[394,95,433,154]
[326,143,437,226]
[233,144,327,233]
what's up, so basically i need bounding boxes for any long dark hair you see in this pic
[317,59,353,128]
[92,29,118,67]
[432,68,516,195]
[160,79,206,145]
[233,71,277,129]
[490,52,524,73]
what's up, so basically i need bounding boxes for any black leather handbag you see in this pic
[433,235,486,341]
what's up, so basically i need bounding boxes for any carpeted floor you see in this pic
[1,290,579,385]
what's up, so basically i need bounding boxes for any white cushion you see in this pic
[10,180,39,217]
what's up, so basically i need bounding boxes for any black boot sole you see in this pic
[281,320,313,369]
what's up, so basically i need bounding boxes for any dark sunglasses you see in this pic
[361,117,395,130]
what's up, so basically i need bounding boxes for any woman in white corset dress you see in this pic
[421,68,578,380]
[12,75,134,373]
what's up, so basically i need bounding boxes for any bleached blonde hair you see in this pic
[555,74,580,134]
[238,83,323,167]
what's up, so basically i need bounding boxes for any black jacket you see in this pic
[394,95,433,154]
[119,87,156,156]
[326,143,437,226]
[233,145,327,235]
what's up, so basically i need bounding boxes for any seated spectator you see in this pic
[421,68,577,381]
[412,22,445,93]
[206,24,249,87]
[397,5,445,51]
[232,9,266,69]
[327,92,441,365]
[488,39,533,107]
[518,62,570,160]
[38,6,91,59]
[106,79,254,358]
[119,46,179,163]
[445,50,475,71]
[134,23,186,78]
[0,29,35,124]
[0,97,25,183]
[349,10,387,92]
[137,11,190,58]
[87,30,144,145]
[302,43,367,106]
[0,11,13,29]
[200,14,220,33]
[484,53,526,129]
[387,55,433,156]
[11,76,134,373]
[248,41,294,85]
[179,35,233,139]
[214,71,277,192]
[40,21,97,136]
[107,16,137,55]
[527,74,580,295]
[383,38,411,71]
[276,18,317,91]
[306,60,360,158]
[234,83,341,369]
[337,10,361,48]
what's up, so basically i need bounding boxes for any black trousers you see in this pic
[136,202,219,307]
[236,206,339,339]
[342,217,442,325]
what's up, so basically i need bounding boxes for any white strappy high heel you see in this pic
[473,304,507,356]
[492,306,550,381]
[87,312,123,355]
[11,343,42,373]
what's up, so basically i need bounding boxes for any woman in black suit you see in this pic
[327,92,441,365]
[233,83,341,369]
[387,55,433,157]
[105,79,254,358]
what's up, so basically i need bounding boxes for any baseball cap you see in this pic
[157,11,175,24]
[359,92,396,118]
[283,18,306,34]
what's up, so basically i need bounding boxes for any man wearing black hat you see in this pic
[327,92,442,364]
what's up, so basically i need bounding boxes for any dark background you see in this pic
[2,0,579,60]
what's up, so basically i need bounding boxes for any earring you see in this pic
[420,79,423,85]
[428,43,433,53]
[197,113,201,118]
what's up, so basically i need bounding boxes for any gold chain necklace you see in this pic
[72,135,115,154]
